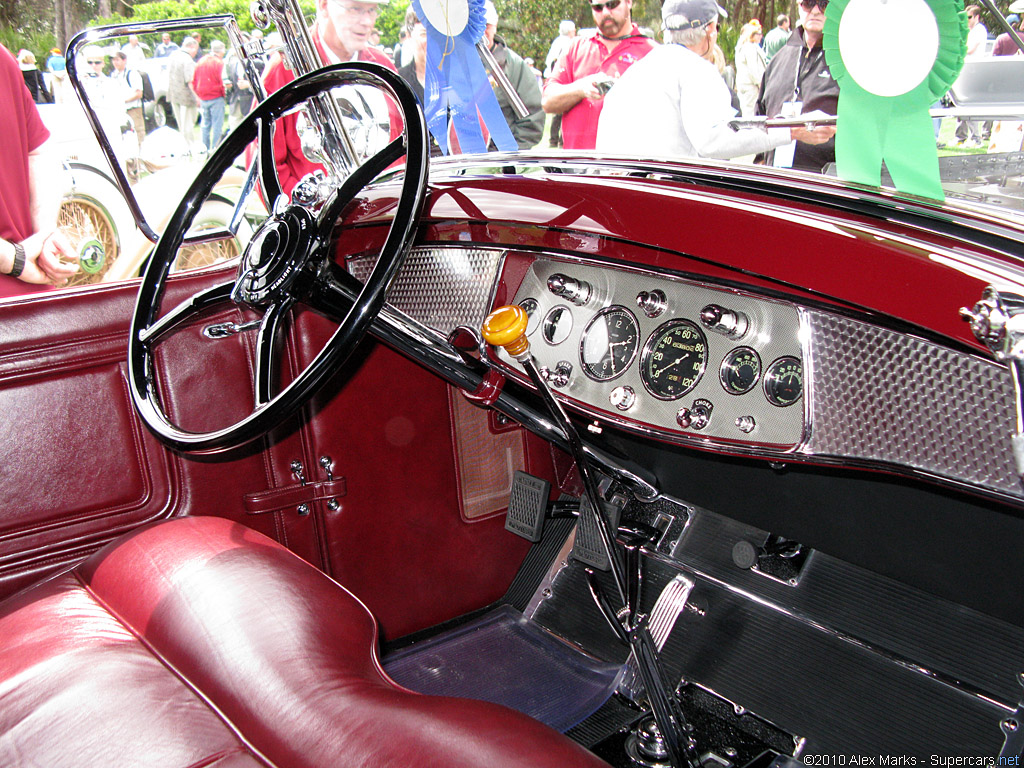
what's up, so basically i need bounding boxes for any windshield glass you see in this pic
[50,0,1024,246]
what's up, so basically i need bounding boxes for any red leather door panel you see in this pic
[0,274,274,598]
[0,285,174,595]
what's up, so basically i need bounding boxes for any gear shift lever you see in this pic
[482,305,699,768]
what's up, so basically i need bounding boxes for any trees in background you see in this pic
[2,0,801,71]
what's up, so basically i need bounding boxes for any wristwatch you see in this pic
[8,242,25,278]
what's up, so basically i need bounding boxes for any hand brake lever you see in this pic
[482,306,699,768]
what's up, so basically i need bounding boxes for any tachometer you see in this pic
[764,356,803,407]
[580,306,639,381]
[640,320,708,400]
[720,347,761,395]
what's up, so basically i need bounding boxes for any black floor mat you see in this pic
[382,605,623,733]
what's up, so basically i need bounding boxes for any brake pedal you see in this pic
[505,471,551,542]
[571,495,622,571]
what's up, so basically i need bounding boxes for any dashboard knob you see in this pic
[700,303,748,340]
[677,400,712,430]
[610,385,636,411]
[636,289,667,318]
[547,274,592,306]
[541,361,573,388]
[483,305,530,358]
[735,415,756,433]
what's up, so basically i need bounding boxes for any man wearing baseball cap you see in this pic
[541,0,655,150]
[597,0,834,160]
[262,0,400,195]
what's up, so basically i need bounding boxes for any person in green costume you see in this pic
[822,0,967,200]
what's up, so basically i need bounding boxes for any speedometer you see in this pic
[580,306,639,381]
[640,320,708,400]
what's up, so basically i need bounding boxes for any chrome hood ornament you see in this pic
[961,286,1024,482]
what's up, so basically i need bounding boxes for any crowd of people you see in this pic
[541,0,838,169]
[3,0,1022,299]
[43,0,1024,177]
[543,0,1021,168]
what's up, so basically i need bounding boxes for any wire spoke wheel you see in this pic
[58,197,119,287]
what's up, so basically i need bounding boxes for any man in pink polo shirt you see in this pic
[541,0,655,150]
[262,0,399,196]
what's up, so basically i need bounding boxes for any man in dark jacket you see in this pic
[756,0,839,173]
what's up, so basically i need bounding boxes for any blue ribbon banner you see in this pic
[412,0,517,154]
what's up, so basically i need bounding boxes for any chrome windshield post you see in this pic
[254,0,361,181]
[961,286,1024,482]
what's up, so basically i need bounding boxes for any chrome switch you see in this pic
[700,303,749,340]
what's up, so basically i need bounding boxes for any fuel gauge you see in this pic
[764,356,803,407]
[720,347,761,395]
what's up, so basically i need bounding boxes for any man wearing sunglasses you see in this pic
[541,0,655,150]
[262,0,400,195]
[755,0,838,172]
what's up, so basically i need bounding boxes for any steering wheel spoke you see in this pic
[128,63,428,453]
[257,114,284,208]
[317,136,406,237]
[254,299,295,409]
[137,280,235,345]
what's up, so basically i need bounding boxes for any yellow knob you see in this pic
[483,305,530,357]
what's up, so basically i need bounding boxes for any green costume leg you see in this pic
[835,89,885,188]
[882,107,944,200]
[836,89,944,200]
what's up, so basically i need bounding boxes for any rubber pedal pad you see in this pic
[505,471,551,542]
[571,496,621,572]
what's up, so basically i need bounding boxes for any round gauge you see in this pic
[640,320,708,400]
[542,305,573,345]
[580,306,639,381]
[720,347,761,395]
[519,298,540,336]
[764,356,803,407]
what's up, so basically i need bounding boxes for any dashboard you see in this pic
[499,258,807,449]
[349,244,1022,503]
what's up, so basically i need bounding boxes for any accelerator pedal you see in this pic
[506,471,551,542]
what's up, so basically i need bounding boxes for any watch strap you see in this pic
[9,242,25,278]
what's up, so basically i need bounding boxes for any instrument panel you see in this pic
[501,259,806,448]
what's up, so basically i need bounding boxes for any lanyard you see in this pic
[791,42,816,101]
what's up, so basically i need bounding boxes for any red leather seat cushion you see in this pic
[0,516,609,767]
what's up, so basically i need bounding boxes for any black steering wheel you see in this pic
[128,63,428,453]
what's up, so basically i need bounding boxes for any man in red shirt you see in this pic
[192,40,227,151]
[262,0,400,196]
[542,0,656,150]
[0,45,77,298]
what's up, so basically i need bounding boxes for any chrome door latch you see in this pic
[961,286,1024,482]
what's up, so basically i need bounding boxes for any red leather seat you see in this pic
[0,516,609,767]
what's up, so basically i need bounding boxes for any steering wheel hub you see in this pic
[233,207,316,305]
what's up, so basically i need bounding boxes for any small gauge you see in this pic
[519,298,540,336]
[720,347,762,395]
[764,356,803,407]
[640,319,708,400]
[580,306,639,381]
[543,305,573,345]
